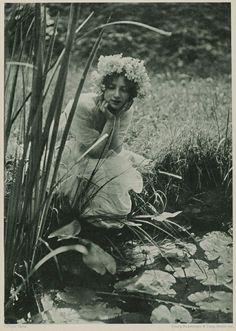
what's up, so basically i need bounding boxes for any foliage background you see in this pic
[5,2,231,76]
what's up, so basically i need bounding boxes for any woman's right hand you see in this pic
[99,100,115,120]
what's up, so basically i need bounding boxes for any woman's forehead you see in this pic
[110,75,128,86]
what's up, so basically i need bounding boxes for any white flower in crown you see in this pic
[92,54,151,99]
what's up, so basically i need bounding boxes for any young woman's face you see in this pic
[103,75,131,112]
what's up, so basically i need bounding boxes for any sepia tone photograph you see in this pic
[4,1,232,325]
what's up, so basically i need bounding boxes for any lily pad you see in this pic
[82,241,116,275]
[41,293,54,311]
[151,305,192,323]
[40,293,108,323]
[200,263,232,287]
[218,246,232,266]
[78,302,122,321]
[41,307,105,324]
[171,259,209,280]
[161,240,197,259]
[118,244,161,272]
[170,305,192,323]
[188,291,233,313]
[115,270,176,296]
[150,305,172,323]
[199,231,232,261]
[56,287,97,305]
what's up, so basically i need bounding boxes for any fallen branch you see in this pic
[96,291,201,312]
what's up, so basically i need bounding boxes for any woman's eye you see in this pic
[108,84,115,89]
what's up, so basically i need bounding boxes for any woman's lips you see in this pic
[110,100,121,107]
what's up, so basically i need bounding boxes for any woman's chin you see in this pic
[108,104,122,113]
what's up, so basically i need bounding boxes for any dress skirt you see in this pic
[57,138,147,217]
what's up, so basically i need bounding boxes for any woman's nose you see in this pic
[113,88,120,98]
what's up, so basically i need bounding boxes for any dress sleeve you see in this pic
[69,94,100,148]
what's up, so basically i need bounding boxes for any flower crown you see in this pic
[91,54,151,99]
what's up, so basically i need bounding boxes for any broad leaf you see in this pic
[199,231,232,261]
[82,241,116,275]
[170,305,192,323]
[118,243,161,272]
[151,305,192,323]
[86,218,124,229]
[150,305,172,323]
[188,291,233,313]
[78,302,121,321]
[200,262,232,287]
[40,293,105,323]
[171,259,209,280]
[115,270,176,296]
[161,240,197,259]
[41,307,105,324]
[48,220,81,240]
[153,211,182,222]
[57,287,97,305]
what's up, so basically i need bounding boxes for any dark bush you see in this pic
[5,3,231,76]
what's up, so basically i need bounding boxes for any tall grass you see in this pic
[126,74,232,204]
[5,4,81,308]
[5,3,172,315]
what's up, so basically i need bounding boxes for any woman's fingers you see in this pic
[100,100,108,112]
[99,101,114,119]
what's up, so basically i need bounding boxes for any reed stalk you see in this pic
[4,3,171,314]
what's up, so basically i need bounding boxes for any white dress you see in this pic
[57,93,148,219]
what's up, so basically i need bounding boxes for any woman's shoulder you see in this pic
[77,92,98,113]
[65,93,97,115]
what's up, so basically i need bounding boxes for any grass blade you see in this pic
[30,4,80,267]
[48,28,104,195]
[78,20,172,41]
[5,245,88,310]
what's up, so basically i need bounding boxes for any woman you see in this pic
[58,54,151,228]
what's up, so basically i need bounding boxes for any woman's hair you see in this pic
[92,54,150,99]
[102,71,138,100]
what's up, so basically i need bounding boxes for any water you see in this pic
[15,227,233,324]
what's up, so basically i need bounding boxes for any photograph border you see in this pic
[1,0,235,330]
